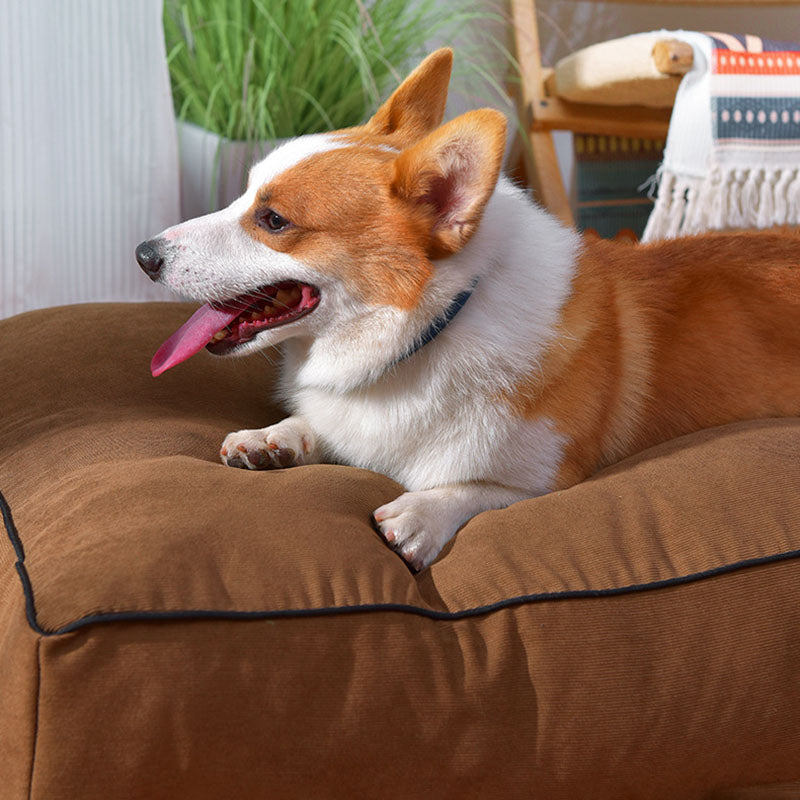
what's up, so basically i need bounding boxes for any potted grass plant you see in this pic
[164,0,514,219]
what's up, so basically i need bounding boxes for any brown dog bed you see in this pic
[1,302,799,799]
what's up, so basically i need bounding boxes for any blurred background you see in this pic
[1,0,797,318]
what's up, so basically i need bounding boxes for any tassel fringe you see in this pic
[642,165,800,243]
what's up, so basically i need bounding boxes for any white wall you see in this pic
[0,0,179,319]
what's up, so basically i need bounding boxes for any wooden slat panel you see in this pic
[533,96,672,138]
[510,0,545,118]
[528,131,574,225]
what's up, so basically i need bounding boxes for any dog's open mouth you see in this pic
[151,281,320,376]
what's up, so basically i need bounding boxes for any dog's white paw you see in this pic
[373,491,460,571]
[220,417,316,470]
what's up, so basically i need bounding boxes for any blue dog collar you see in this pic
[394,277,479,366]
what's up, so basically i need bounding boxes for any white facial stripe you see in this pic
[251,133,345,186]
[225,133,349,219]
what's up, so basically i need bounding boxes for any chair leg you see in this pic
[524,129,574,227]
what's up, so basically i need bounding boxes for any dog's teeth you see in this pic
[250,311,263,320]
[211,331,227,342]
[275,289,291,305]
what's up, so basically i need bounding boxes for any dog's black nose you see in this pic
[135,240,164,281]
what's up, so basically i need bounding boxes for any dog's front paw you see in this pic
[373,491,459,571]
[220,417,316,470]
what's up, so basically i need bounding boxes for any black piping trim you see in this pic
[2,489,43,634]
[4,488,800,637]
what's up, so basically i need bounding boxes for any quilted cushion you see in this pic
[1,302,800,799]
[554,32,683,108]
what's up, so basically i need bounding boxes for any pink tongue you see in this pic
[151,303,242,376]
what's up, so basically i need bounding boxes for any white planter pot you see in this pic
[177,121,288,221]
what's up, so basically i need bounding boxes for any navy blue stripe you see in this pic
[757,37,800,53]
[714,97,800,141]
[709,33,748,51]
[3,488,800,637]
[709,34,800,53]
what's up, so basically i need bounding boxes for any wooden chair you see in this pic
[510,0,798,226]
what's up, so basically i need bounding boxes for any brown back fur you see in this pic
[510,228,800,488]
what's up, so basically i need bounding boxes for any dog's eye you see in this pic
[257,208,291,233]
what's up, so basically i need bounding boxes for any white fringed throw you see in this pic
[642,31,800,243]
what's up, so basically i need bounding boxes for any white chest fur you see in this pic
[280,180,579,496]
[291,380,567,495]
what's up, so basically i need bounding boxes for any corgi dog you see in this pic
[137,48,800,570]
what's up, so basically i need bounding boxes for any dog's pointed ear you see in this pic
[392,109,507,258]
[363,48,453,144]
